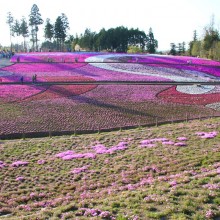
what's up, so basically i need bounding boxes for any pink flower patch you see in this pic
[55,150,96,160]
[37,159,46,164]
[177,137,188,141]
[162,141,175,145]
[11,161,29,167]
[196,131,218,139]
[92,142,128,154]
[55,150,75,158]
[70,165,90,174]
[0,161,6,169]
[16,176,25,181]
[174,142,187,146]
[140,143,156,148]
[169,180,177,187]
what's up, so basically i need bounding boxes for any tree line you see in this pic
[5,4,220,60]
[5,4,158,53]
[169,16,220,60]
[6,4,69,52]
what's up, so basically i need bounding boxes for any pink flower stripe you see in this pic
[10,52,103,63]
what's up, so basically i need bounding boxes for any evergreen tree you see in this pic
[182,42,186,54]
[12,19,21,37]
[44,18,54,42]
[178,43,182,55]
[188,30,198,56]
[20,17,29,52]
[6,12,14,51]
[12,19,21,51]
[169,43,176,55]
[146,28,158,53]
[54,16,64,51]
[54,14,69,51]
[29,4,43,51]
[95,28,107,51]
[193,30,198,41]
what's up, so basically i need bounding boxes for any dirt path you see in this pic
[0,58,14,68]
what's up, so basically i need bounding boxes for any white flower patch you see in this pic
[86,54,219,96]
[176,85,215,94]
[86,54,215,82]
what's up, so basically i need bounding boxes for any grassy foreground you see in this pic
[0,118,219,220]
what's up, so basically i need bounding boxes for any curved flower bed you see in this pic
[3,63,88,74]
[24,76,97,102]
[158,86,220,105]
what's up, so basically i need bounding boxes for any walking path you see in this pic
[0,58,13,68]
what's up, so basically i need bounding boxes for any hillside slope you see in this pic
[0,118,220,219]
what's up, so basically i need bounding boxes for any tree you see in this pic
[202,15,220,58]
[212,41,220,60]
[44,18,54,42]
[12,19,21,37]
[146,28,158,53]
[20,17,29,52]
[177,43,182,55]
[193,30,198,41]
[191,41,201,57]
[188,30,198,56]
[54,16,64,51]
[29,4,43,51]
[95,28,107,51]
[128,28,146,51]
[54,14,69,51]
[182,42,186,54]
[12,19,21,52]
[80,28,96,51]
[169,43,177,55]
[6,12,14,51]
[65,35,74,51]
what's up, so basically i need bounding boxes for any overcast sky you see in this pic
[0,0,220,51]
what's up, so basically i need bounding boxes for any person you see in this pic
[20,76,24,84]
[32,74,37,83]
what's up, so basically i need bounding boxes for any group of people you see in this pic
[0,50,14,59]
[32,74,37,83]
[20,74,37,84]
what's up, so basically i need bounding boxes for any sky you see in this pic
[0,0,220,51]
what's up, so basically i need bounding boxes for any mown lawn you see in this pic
[0,118,219,219]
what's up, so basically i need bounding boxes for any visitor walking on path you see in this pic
[32,74,37,83]
[20,76,24,84]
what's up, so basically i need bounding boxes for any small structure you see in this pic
[74,44,81,51]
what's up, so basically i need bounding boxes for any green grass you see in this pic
[0,118,219,219]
